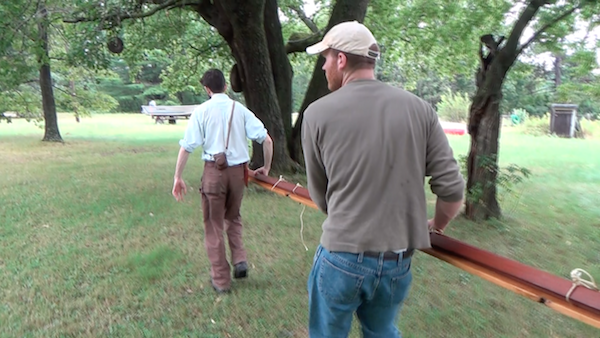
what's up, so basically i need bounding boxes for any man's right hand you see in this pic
[253,166,270,177]
[172,177,187,202]
[428,219,444,234]
[429,198,463,234]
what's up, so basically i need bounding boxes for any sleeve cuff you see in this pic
[179,140,194,153]
[254,129,267,144]
[439,190,465,203]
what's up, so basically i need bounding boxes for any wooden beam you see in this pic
[248,171,600,329]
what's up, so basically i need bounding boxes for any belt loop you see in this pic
[397,252,402,266]
[357,253,364,263]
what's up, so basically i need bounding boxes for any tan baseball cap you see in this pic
[306,21,379,59]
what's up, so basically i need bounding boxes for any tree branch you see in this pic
[289,5,319,33]
[63,0,199,25]
[504,0,548,52]
[285,31,323,54]
[518,4,582,53]
[497,0,548,68]
[196,0,220,28]
[196,0,234,42]
[52,84,74,97]
[188,41,226,55]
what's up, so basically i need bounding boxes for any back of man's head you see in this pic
[306,20,380,70]
[201,69,226,93]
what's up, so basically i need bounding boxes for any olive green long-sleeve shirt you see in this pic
[301,79,465,253]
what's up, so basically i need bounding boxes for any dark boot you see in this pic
[233,261,248,279]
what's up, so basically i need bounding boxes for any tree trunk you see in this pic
[264,0,294,143]
[70,80,80,122]
[466,32,513,221]
[288,0,371,163]
[288,56,328,164]
[219,0,295,172]
[465,87,502,221]
[466,41,509,221]
[554,54,562,88]
[38,0,62,142]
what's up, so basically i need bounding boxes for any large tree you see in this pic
[63,0,599,216]
[0,0,62,141]
[65,0,370,172]
[37,0,63,142]
[465,0,599,221]
[0,1,119,141]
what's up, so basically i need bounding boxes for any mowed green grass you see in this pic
[1,113,599,338]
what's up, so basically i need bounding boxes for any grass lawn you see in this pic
[1,113,599,337]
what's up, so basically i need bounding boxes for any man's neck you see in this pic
[341,69,376,87]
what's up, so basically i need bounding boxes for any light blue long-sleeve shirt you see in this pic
[179,93,268,165]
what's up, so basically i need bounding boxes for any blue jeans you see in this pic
[308,245,413,338]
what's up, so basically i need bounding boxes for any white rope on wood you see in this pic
[270,175,286,191]
[299,204,308,251]
[270,177,309,251]
[566,268,599,302]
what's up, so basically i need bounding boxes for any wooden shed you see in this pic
[550,104,578,138]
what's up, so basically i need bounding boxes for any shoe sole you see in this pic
[210,279,231,294]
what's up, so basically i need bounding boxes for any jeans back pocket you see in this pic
[318,257,364,304]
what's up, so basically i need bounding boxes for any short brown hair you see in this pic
[200,69,226,93]
[332,43,379,70]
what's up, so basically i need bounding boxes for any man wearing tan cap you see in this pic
[302,21,465,337]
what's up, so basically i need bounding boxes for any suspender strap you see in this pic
[225,101,235,150]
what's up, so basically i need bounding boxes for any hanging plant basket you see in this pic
[107,36,124,54]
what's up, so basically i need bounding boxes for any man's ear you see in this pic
[337,52,347,70]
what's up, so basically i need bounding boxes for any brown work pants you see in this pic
[201,161,247,289]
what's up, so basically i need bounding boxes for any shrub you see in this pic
[118,96,146,112]
[580,119,600,139]
[517,115,549,136]
[437,91,470,123]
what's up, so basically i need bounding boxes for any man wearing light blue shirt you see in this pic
[172,69,273,293]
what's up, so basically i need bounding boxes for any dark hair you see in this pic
[332,43,380,70]
[200,69,226,93]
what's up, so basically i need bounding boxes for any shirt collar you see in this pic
[210,93,230,100]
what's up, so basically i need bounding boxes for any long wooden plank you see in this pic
[248,171,600,328]
[422,247,600,329]
[430,233,600,316]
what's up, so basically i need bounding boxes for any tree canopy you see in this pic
[1,0,598,217]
